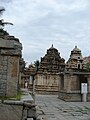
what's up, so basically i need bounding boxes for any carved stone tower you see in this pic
[58,46,90,101]
[35,45,65,94]
[66,46,83,70]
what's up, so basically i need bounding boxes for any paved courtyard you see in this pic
[35,94,90,120]
[0,91,90,120]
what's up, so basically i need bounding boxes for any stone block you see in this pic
[0,38,14,48]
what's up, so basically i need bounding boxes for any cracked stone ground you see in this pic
[35,95,90,120]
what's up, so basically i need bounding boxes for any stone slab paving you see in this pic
[0,89,36,120]
[0,103,22,120]
[35,95,90,120]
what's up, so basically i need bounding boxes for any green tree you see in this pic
[34,60,40,70]
[85,63,90,72]
[0,7,13,36]
[19,58,26,72]
[0,8,5,15]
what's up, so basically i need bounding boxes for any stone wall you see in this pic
[6,56,20,96]
[0,55,8,96]
[0,36,22,97]
[35,73,60,94]
[58,72,90,101]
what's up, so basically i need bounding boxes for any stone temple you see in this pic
[35,44,65,94]
[21,45,90,101]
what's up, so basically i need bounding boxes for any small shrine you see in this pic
[58,46,90,101]
[21,63,36,88]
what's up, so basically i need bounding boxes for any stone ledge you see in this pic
[0,38,22,49]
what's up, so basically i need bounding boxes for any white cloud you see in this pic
[3,0,88,24]
[35,0,88,14]
[0,0,90,64]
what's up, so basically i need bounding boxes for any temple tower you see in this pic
[66,46,83,70]
[35,45,65,94]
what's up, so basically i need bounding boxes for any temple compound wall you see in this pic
[35,73,60,94]
[59,73,90,101]
[0,36,22,97]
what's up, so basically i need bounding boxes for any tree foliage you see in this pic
[0,8,5,16]
[0,7,13,36]
[34,60,40,70]
[85,63,90,72]
[19,58,26,72]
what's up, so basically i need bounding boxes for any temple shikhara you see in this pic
[35,44,65,94]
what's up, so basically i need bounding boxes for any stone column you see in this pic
[0,36,22,97]
[87,76,90,93]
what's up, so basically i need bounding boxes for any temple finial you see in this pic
[75,46,77,48]
[51,44,53,48]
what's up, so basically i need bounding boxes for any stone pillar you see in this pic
[0,36,22,97]
[64,75,70,92]
[32,79,35,103]
[67,75,72,92]
[87,76,90,93]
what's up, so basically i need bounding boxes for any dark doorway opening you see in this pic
[78,64,80,69]
[79,75,87,89]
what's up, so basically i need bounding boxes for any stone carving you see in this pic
[35,45,65,94]
[59,46,90,101]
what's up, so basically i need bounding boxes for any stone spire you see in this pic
[51,44,53,48]
[37,45,65,73]
[66,46,83,70]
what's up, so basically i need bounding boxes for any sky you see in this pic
[0,0,90,65]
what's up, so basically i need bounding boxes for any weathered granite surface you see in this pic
[0,102,22,120]
[0,36,22,97]
[0,88,36,120]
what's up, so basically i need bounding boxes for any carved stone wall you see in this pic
[35,45,65,94]
[58,46,90,101]
[35,73,60,94]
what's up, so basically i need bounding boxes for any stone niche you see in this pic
[0,36,22,97]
